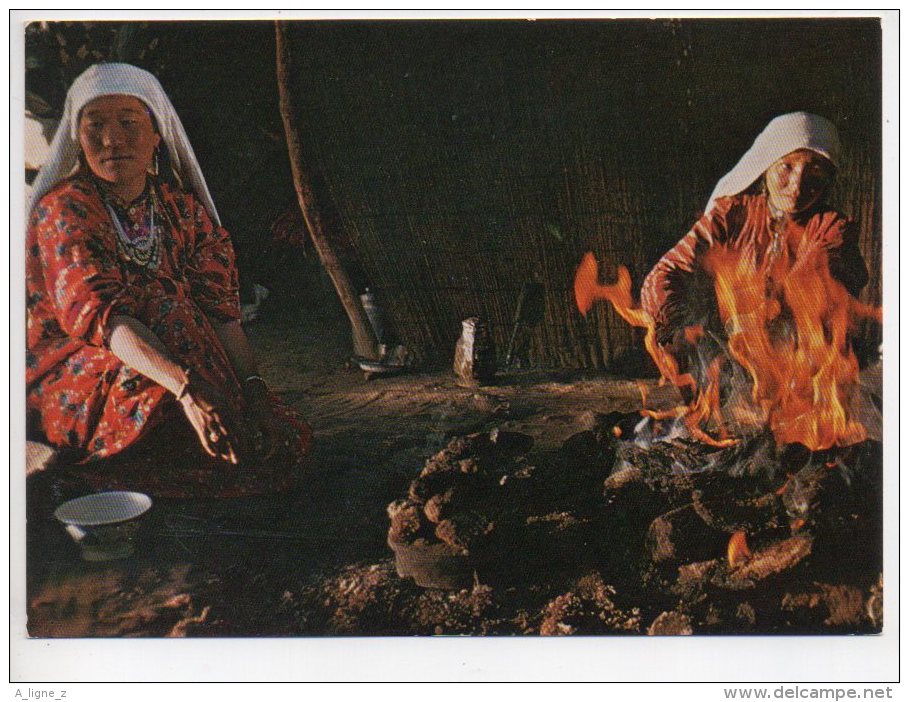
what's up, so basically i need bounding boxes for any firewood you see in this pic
[725,535,813,586]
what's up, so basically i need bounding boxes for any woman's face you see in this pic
[764,149,835,215]
[78,94,161,200]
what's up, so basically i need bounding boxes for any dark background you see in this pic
[25,19,882,369]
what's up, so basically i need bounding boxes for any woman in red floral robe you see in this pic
[640,113,869,395]
[27,63,311,499]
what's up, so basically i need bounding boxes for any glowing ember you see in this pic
[574,249,880,451]
[775,473,795,497]
[790,518,807,533]
[727,530,752,568]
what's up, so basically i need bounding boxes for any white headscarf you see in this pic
[28,62,221,225]
[705,111,840,214]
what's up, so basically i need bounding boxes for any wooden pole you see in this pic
[274,21,379,359]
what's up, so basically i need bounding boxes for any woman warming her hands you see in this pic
[26,63,311,499]
[639,112,870,400]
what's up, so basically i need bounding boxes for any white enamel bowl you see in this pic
[54,491,153,561]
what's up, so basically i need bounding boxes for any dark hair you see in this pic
[155,141,180,187]
[140,101,180,187]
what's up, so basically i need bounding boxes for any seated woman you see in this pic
[640,112,870,397]
[26,63,311,499]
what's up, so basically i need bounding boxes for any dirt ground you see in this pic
[24,269,882,637]
[24,269,673,637]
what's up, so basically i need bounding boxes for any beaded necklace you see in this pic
[104,185,163,270]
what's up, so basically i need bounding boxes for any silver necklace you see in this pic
[106,190,162,270]
[766,199,787,266]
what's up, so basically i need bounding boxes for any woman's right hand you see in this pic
[177,376,241,465]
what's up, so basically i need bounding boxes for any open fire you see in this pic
[575,247,881,571]
[574,249,880,452]
[375,250,881,633]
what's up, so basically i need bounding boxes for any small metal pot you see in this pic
[453,317,496,386]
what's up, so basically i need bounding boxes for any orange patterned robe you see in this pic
[640,193,868,347]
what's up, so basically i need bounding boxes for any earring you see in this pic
[151,148,160,178]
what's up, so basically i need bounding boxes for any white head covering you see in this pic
[705,111,840,214]
[28,62,221,225]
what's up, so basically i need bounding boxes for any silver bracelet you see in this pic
[243,374,267,387]
[175,368,195,401]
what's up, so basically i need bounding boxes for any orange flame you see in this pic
[704,245,877,451]
[775,473,795,497]
[574,248,879,452]
[636,380,650,409]
[574,252,731,447]
[684,324,705,345]
[727,530,752,568]
[574,252,697,395]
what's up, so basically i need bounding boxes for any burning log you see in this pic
[608,418,881,631]
[385,338,881,636]
[725,535,813,586]
[404,191,878,632]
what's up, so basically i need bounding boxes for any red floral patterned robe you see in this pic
[638,192,869,394]
[640,193,869,344]
[26,172,311,498]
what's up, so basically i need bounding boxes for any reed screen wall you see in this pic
[27,19,882,369]
[280,20,881,368]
